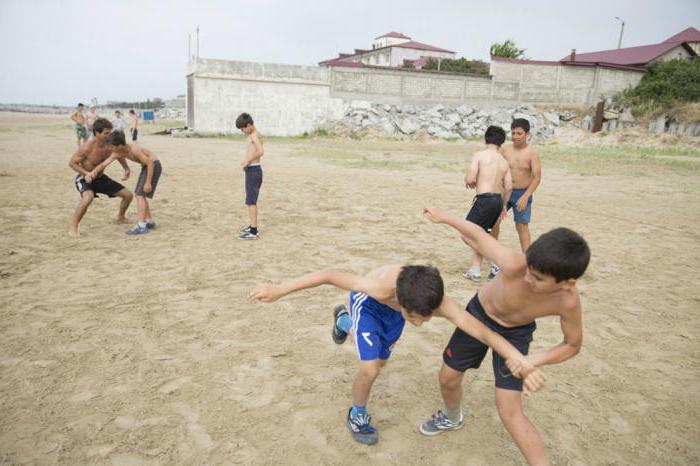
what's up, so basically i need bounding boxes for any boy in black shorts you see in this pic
[463,126,512,282]
[88,130,162,235]
[236,113,264,240]
[421,207,590,466]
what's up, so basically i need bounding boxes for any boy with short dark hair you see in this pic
[462,125,512,282]
[88,130,162,235]
[249,264,544,446]
[421,207,590,466]
[492,118,542,254]
[235,113,264,240]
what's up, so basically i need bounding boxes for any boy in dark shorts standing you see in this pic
[68,118,133,238]
[421,207,589,466]
[87,130,162,235]
[129,109,139,141]
[235,113,264,240]
[463,126,512,282]
[249,264,544,446]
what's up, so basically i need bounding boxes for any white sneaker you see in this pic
[462,269,481,282]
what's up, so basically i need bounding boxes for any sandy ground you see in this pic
[1,113,699,465]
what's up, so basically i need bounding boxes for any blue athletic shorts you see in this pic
[507,188,533,224]
[348,291,405,361]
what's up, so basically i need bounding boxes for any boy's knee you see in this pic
[358,362,382,380]
[80,192,95,204]
[438,366,463,389]
[496,394,524,422]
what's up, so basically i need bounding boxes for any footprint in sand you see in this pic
[157,377,191,394]
[173,402,214,449]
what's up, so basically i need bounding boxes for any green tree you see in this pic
[489,39,526,59]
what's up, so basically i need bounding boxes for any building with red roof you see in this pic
[319,32,456,68]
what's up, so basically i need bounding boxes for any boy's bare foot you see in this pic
[68,226,80,238]
[116,217,129,224]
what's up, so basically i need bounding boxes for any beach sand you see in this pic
[1,113,699,464]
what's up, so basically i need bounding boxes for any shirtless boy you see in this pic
[88,130,162,235]
[70,103,88,147]
[249,264,544,446]
[86,105,98,139]
[492,118,542,253]
[68,118,133,238]
[421,207,589,466]
[235,113,264,240]
[129,110,139,141]
[463,126,512,282]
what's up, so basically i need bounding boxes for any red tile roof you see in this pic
[492,55,646,72]
[662,27,700,44]
[375,31,411,39]
[392,41,454,53]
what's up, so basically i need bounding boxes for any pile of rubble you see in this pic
[319,102,579,140]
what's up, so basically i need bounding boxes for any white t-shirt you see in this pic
[112,117,126,130]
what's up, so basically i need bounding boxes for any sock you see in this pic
[351,404,368,418]
[444,404,462,423]
[249,226,258,235]
[336,313,352,333]
[138,221,147,228]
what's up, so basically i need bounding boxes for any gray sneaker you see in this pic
[419,410,464,436]
[462,269,481,282]
[488,264,500,280]
[346,408,378,445]
[126,224,149,236]
[238,230,259,240]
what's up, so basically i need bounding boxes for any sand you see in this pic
[1,113,699,465]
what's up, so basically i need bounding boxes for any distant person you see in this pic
[129,109,139,141]
[491,118,542,260]
[70,103,88,147]
[249,264,544,446]
[235,113,264,240]
[462,126,512,282]
[111,110,126,131]
[88,130,162,236]
[86,105,98,140]
[68,118,133,238]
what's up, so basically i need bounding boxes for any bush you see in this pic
[422,57,489,75]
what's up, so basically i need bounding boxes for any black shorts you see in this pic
[443,294,536,391]
[466,193,503,232]
[131,128,138,141]
[244,165,263,205]
[135,160,162,199]
[74,174,125,198]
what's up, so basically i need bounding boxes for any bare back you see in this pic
[361,264,402,310]
[471,149,510,195]
[124,144,158,165]
[500,144,537,189]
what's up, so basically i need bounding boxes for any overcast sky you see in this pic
[1,0,698,106]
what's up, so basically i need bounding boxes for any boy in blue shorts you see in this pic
[249,264,544,446]
[492,118,541,254]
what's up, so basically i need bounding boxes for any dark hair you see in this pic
[526,228,590,282]
[78,103,84,107]
[235,113,254,129]
[396,265,444,316]
[129,109,135,115]
[485,125,506,146]
[92,118,113,136]
[511,118,530,132]
[106,130,126,146]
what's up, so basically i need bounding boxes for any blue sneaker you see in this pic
[346,408,378,445]
[126,224,149,235]
[332,304,349,344]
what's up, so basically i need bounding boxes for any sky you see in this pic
[1,0,698,106]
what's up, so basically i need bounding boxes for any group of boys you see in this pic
[249,118,589,466]
[70,103,140,147]
[68,114,160,238]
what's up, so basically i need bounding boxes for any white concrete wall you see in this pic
[652,45,691,63]
[188,58,345,135]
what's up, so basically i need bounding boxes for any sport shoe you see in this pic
[462,270,481,282]
[332,304,349,344]
[419,410,465,436]
[346,408,378,445]
[488,264,500,280]
[146,220,156,230]
[239,230,259,240]
[240,225,251,233]
[126,224,149,235]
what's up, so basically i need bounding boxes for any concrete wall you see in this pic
[187,58,345,136]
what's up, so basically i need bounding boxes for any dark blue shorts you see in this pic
[443,294,536,391]
[244,165,263,205]
[466,192,503,232]
[507,188,533,224]
[131,128,138,141]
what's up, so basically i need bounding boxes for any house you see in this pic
[319,32,456,68]
[559,26,700,68]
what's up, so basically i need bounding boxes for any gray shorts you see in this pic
[135,160,162,198]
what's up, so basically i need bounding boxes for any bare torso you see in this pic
[78,139,114,172]
[478,264,579,327]
[130,115,138,129]
[72,111,86,126]
[501,144,536,189]
[363,264,402,311]
[245,131,263,166]
[473,149,509,194]
[86,111,97,127]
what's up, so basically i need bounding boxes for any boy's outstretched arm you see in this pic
[423,207,523,273]
[528,304,582,367]
[438,296,545,393]
[248,269,378,303]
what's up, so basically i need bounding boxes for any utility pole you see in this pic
[615,17,625,49]
[196,26,200,59]
[188,33,192,61]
